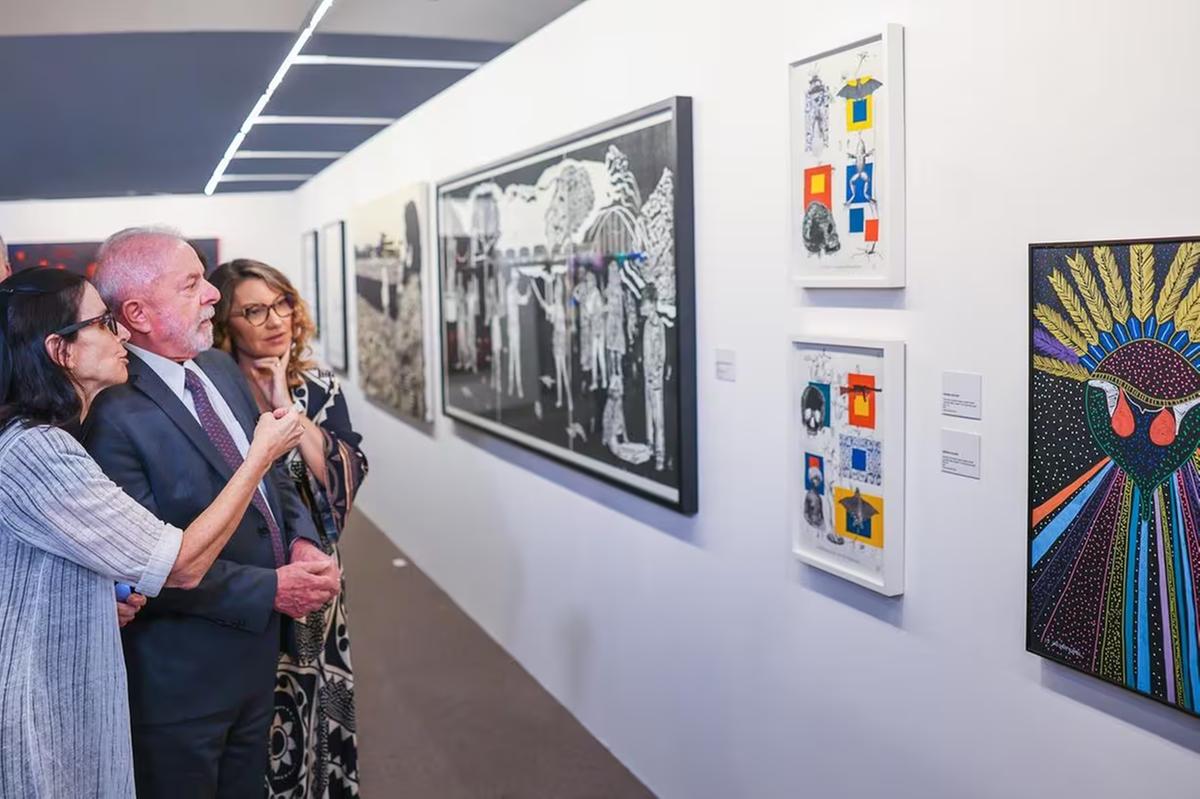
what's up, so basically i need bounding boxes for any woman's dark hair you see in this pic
[0,268,90,430]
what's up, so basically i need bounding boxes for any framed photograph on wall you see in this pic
[790,334,905,595]
[300,229,321,340]
[1029,235,1200,718]
[352,184,432,422]
[437,96,698,514]
[789,24,905,288]
[321,221,348,373]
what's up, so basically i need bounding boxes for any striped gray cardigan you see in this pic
[0,422,182,797]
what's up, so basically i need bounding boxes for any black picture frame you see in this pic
[1028,234,1200,719]
[436,96,697,514]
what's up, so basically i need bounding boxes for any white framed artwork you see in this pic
[789,24,905,288]
[789,334,905,595]
[300,229,321,340]
[321,221,348,373]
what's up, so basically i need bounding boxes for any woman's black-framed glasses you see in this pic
[53,310,119,338]
[237,296,295,327]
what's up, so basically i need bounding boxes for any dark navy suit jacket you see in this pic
[82,347,319,725]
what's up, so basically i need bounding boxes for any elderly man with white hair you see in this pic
[82,226,342,799]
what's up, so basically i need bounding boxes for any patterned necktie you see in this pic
[183,369,286,568]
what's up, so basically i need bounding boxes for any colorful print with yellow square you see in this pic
[792,36,887,271]
[794,342,888,573]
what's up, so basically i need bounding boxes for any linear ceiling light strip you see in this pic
[203,0,337,195]
[253,115,394,125]
[233,150,348,159]
[292,54,483,70]
[217,174,316,182]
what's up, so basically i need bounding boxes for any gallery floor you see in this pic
[340,511,654,798]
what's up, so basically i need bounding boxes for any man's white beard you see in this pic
[192,324,214,353]
[158,309,214,358]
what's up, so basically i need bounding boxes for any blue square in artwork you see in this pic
[851,448,867,471]
[852,99,869,123]
[848,207,865,233]
[845,163,875,204]
[838,434,883,486]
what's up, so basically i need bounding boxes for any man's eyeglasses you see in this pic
[54,310,119,338]
[236,296,295,327]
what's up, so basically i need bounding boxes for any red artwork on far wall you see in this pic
[7,239,220,280]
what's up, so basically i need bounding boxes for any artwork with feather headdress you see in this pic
[1029,236,1200,718]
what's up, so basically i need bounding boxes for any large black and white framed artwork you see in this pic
[437,97,697,514]
[321,221,348,373]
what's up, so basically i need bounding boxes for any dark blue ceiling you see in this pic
[0,31,508,201]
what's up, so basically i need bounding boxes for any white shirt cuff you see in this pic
[134,523,184,597]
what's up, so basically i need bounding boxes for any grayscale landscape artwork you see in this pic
[353,183,430,422]
[437,98,697,513]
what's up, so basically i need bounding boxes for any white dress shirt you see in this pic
[126,344,276,523]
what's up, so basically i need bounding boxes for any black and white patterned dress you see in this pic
[268,370,368,798]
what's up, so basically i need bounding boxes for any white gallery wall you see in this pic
[295,0,1200,796]
[0,192,298,279]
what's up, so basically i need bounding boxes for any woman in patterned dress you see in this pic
[210,259,368,799]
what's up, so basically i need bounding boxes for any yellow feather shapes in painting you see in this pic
[1049,269,1099,345]
[1172,247,1200,336]
[1066,251,1113,332]
[1092,245,1129,322]
[1033,355,1090,382]
[1034,303,1087,354]
[1154,241,1200,322]
[1129,243,1156,320]
[1176,276,1200,339]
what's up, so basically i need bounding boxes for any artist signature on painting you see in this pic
[1046,639,1084,659]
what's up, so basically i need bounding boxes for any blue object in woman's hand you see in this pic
[114,583,133,603]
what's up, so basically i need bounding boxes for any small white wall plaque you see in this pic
[941,429,981,479]
[942,371,982,420]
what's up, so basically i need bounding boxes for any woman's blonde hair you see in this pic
[209,258,317,389]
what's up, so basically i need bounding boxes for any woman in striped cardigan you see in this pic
[0,268,305,797]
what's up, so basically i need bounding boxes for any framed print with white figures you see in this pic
[789,25,905,287]
[300,229,321,339]
[321,221,348,373]
[790,335,905,594]
[437,97,697,514]
[352,184,432,422]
